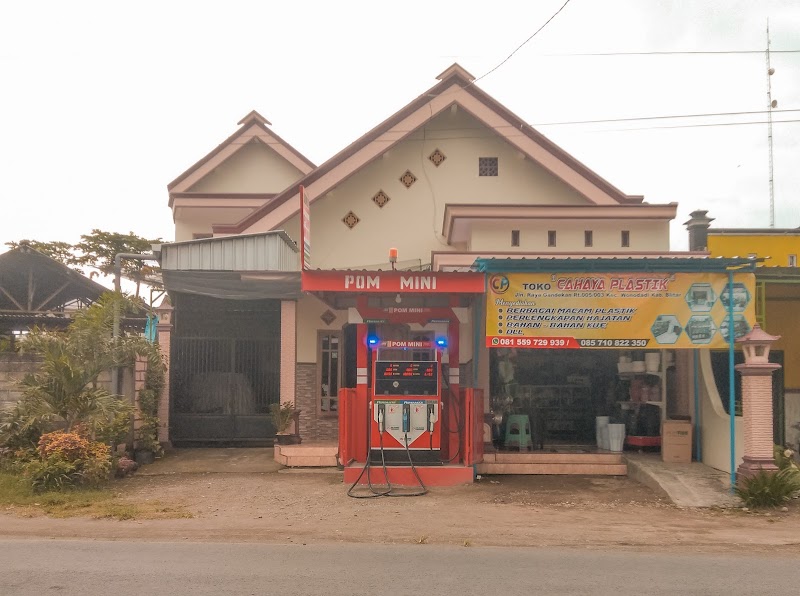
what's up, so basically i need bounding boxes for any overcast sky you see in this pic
[1,0,798,254]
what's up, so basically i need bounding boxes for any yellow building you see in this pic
[686,210,800,451]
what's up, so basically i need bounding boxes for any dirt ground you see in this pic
[2,469,799,553]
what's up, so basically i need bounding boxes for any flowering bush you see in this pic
[25,431,112,492]
[115,456,138,478]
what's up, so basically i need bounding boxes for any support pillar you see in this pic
[280,300,297,407]
[154,297,174,446]
[734,324,781,480]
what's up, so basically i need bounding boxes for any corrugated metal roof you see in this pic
[161,231,299,272]
[473,256,761,273]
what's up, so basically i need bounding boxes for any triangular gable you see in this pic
[168,110,316,204]
[214,64,644,235]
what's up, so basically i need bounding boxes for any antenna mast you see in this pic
[766,21,776,228]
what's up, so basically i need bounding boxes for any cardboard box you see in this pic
[661,420,692,463]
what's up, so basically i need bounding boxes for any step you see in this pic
[483,452,624,465]
[274,444,338,467]
[475,462,628,476]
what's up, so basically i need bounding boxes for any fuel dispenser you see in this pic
[370,339,443,465]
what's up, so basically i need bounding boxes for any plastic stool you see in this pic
[504,414,533,450]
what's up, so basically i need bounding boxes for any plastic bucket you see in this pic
[595,416,610,450]
[608,423,626,452]
[645,352,660,373]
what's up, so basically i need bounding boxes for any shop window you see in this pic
[409,331,435,361]
[584,230,593,247]
[318,331,341,414]
[479,157,498,176]
[511,230,520,247]
[548,230,557,247]
[789,254,797,267]
[621,230,630,247]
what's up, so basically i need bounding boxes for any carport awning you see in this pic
[160,231,301,300]
[162,271,300,300]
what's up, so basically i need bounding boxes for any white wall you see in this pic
[469,219,670,252]
[296,294,347,363]
[188,140,304,193]
[698,349,743,473]
[302,109,618,270]
[175,207,258,241]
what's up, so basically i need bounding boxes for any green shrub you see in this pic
[774,445,799,473]
[24,431,111,492]
[735,468,800,509]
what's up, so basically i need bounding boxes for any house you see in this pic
[158,65,758,478]
[685,211,800,452]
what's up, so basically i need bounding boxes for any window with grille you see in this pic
[584,230,593,247]
[318,331,341,414]
[478,157,498,176]
[548,230,557,247]
[789,254,797,267]
[621,230,630,247]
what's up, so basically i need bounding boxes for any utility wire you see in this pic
[533,108,800,127]
[548,50,800,56]
[603,118,800,132]
[473,0,573,84]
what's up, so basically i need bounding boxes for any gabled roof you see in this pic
[213,63,645,235]
[167,110,316,205]
[0,246,107,314]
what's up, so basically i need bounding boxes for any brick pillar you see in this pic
[132,355,148,444]
[155,298,173,446]
[280,301,297,429]
[735,362,780,478]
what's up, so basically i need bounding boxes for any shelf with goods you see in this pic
[617,349,674,423]
[515,384,594,442]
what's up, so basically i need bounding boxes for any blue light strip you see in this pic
[728,270,736,491]
[694,349,701,462]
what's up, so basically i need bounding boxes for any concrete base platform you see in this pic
[274,442,338,467]
[476,451,627,476]
[344,464,474,487]
[626,452,741,508]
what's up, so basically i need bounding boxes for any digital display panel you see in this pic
[374,361,438,396]
[376,362,436,379]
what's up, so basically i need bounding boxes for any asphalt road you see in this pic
[1,539,798,595]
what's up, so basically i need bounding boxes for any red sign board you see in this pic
[302,270,484,293]
[382,340,434,348]
[299,185,310,270]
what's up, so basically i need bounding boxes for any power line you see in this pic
[533,108,800,127]
[602,119,800,132]
[548,50,800,56]
[473,0,573,84]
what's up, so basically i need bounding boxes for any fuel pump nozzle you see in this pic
[378,403,386,434]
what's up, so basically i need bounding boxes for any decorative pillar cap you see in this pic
[738,323,780,365]
[738,323,780,344]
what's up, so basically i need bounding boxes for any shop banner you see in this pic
[485,272,756,349]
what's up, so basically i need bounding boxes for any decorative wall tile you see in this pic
[372,190,391,208]
[320,310,336,326]
[342,211,360,229]
[428,148,446,167]
[400,170,417,188]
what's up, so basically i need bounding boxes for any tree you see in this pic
[73,230,162,297]
[4,240,79,269]
[0,293,161,447]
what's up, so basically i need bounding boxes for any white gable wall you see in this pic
[188,139,305,193]
[298,111,611,269]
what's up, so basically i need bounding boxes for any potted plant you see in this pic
[270,401,297,445]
